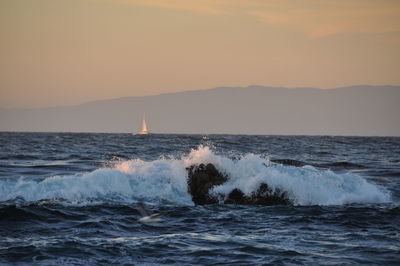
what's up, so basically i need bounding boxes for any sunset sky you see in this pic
[1,0,399,108]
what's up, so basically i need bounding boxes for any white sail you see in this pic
[141,116,148,132]
[138,113,150,134]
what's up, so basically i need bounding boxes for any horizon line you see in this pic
[0,130,399,138]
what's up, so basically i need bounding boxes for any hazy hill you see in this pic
[1,85,399,136]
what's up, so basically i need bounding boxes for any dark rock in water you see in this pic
[225,188,246,204]
[224,183,290,205]
[271,159,307,167]
[249,183,290,205]
[187,163,291,206]
[316,161,365,169]
[271,158,365,170]
[187,163,227,205]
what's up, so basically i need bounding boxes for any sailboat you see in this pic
[137,113,150,135]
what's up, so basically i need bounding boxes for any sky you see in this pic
[0,0,399,108]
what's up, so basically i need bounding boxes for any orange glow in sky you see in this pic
[0,0,399,108]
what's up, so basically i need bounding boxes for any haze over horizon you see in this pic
[1,0,400,108]
[3,83,399,110]
[1,85,399,136]
[1,83,398,110]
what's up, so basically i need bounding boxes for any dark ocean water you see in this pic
[0,133,399,265]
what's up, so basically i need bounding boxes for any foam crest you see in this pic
[183,146,391,205]
[0,145,391,205]
[0,158,192,205]
[210,154,391,205]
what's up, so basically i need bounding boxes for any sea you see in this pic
[0,132,399,265]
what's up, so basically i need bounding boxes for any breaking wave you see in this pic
[0,146,391,206]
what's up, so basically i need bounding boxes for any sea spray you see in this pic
[0,145,391,205]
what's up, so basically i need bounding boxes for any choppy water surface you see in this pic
[0,133,399,265]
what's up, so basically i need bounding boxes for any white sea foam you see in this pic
[0,145,391,205]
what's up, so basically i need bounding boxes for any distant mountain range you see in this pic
[1,85,399,136]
